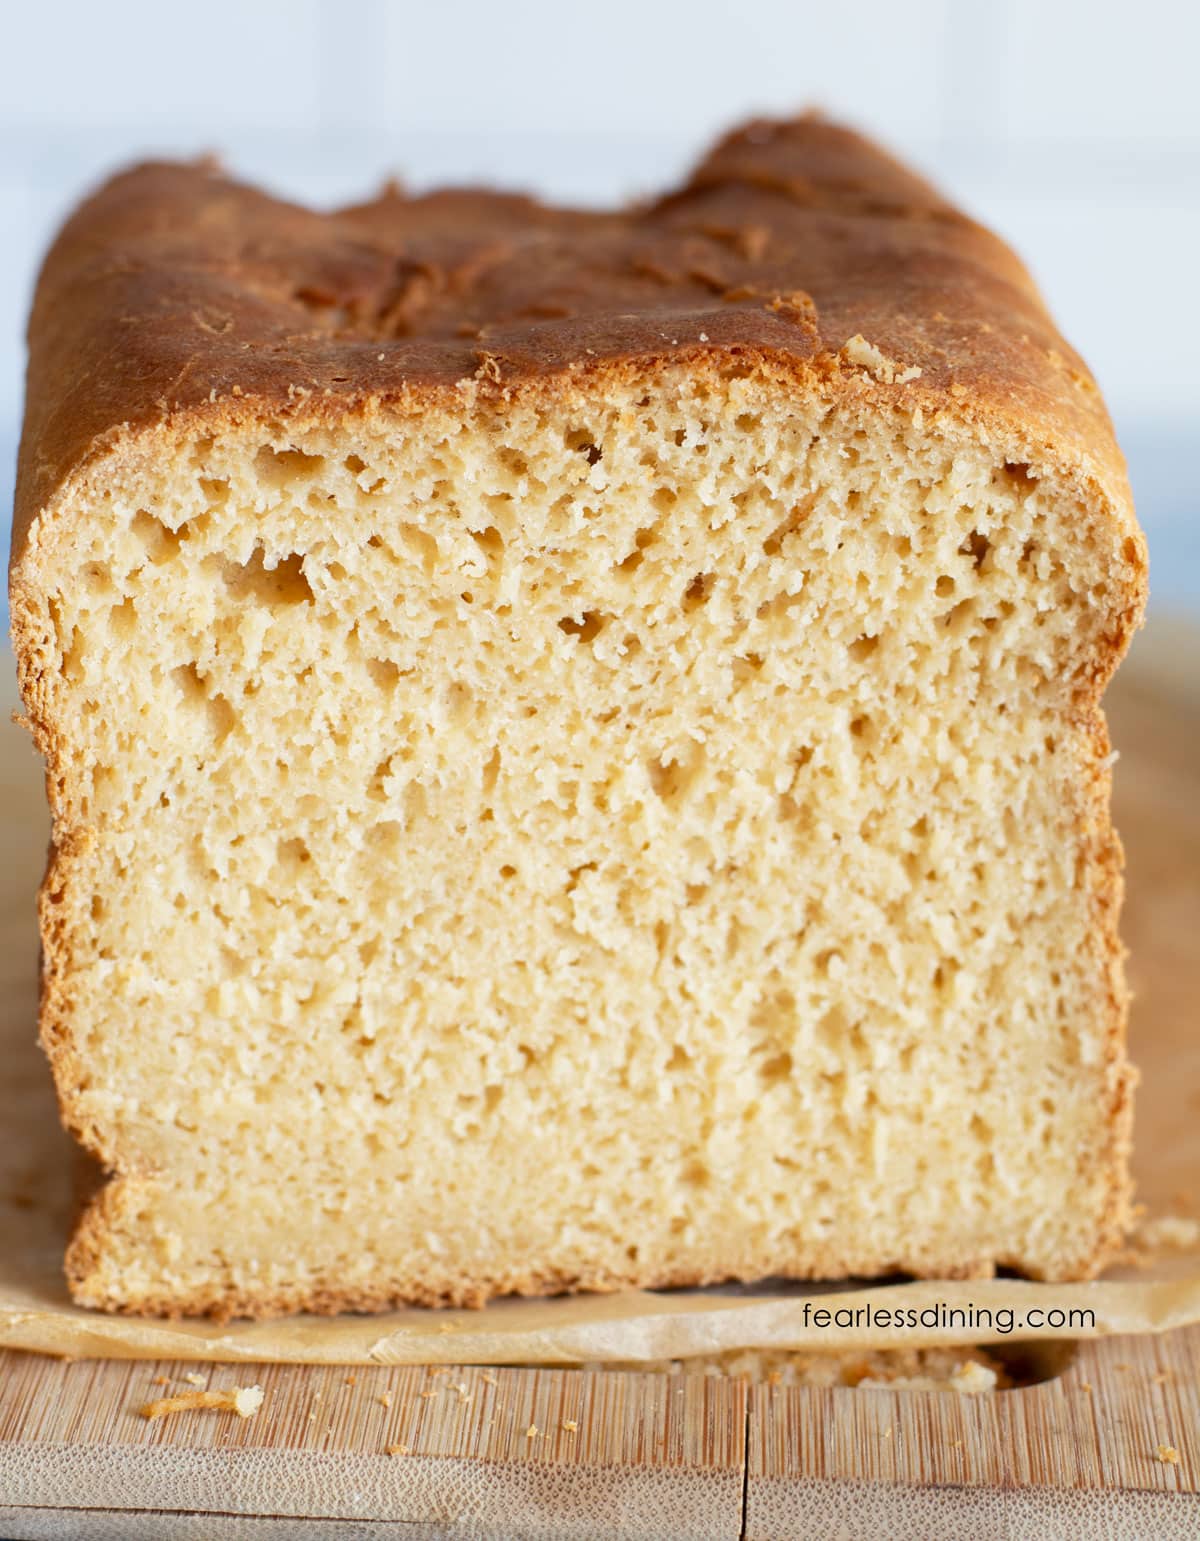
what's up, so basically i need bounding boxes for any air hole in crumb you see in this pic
[762,498,813,555]
[849,634,878,662]
[734,411,761,432]
[960,530,990,569]
[665,1043,693,1076]
[366,658,399,689]
[757,1050,794,1087]
[172,661,206,702]
[206,694,235,744]
[368,758,392,801]
[849,715,869,739]
[1005,461,1036,486]
[563,428,602,465]
[648,742,707,804]
[935,574,956,598]
[109,598,137,640]
[197,477,229,513]
[343,454,367,476]
[499,864,517,881]
[276,837,311,868]
[558,611,606,644]
[131,511,185,565]
[682,573,713,610]
[470,525,505,562]
[223,548,313,607]
[680,1160,710,1189]
[255,444,327,484]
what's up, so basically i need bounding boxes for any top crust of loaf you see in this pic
[12,115,1139,594]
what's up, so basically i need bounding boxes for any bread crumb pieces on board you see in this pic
[386,1443,411,1456]
[1139,1215,1200,1252]
[1156,1444,1181,1465]
[141,1385,264,1421]
[525,1423,539,1439]
[183,1372,206,1387]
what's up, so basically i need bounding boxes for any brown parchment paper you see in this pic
[2,624,1197,1363]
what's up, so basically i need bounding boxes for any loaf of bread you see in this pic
[10,116,1146,1318]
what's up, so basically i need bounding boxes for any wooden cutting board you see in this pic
[0,618,1197,1539]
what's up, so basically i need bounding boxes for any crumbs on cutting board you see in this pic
[141,1385,264,1421]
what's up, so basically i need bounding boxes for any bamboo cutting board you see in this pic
[0,618,1197,1538]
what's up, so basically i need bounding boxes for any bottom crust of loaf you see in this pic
[65,1152,1131,1323]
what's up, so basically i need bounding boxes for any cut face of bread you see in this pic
[10,119,1145,1317]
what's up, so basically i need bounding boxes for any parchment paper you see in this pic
[2,627,1197,1362]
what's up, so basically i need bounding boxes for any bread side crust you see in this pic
[10,118,1147,1318]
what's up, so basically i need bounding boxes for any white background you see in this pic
[1,0,1196,611]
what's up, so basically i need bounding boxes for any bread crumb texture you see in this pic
[10,119,1145,1319]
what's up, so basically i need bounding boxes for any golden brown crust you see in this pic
[12,114,1137,572]
[9,114,1148,1320]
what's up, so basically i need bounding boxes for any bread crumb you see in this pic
[1156,1444,1180,1465]
[562,1419,578,1433]
[151,1375,170,1387]
[1138,1215,1200,1251]
[378,1392,393,1409]
[949,1362,998,1395]
[419,1389,438,1399]
[141,1384,264,1421]
[344,1374,357,1386]
[481,1372,498,1386]
[840,334,922,385]
[183,1372,206,1387]
[526,1423,538,1439]
[386,1442,410,1456]
[1079,1382,1094,1394]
